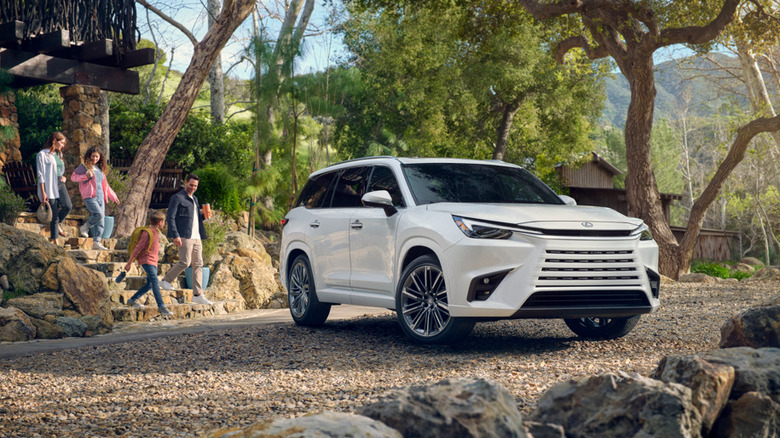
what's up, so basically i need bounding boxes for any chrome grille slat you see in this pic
[535,248,643,295]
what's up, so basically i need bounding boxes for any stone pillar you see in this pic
[60,85,103,214]
[0,91,22,170]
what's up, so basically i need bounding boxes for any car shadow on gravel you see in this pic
[312,315,577,355]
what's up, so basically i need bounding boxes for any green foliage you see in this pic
[202,210,231,262]
[690,260,752,280]
[14,85,62,164]
[2,288,27,301]
[0,178,26,225]
[109,100,254,176]
[338,2,605,168]
[193,164,244,218]
[105,167,131,216]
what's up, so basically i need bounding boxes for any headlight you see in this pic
[453,216,513,239]
[632,224,654,241]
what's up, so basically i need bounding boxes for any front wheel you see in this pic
[287,255,331,326]
[564,315,641,339]
[396,255,474,344]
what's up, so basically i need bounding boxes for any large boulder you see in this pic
[530,372,702,438]
[30,317,65,339]
[652,354,735,435]
[720,305,780,348]
[711,391,780,438]
[358,378,529,438]
[748,266,780,282]
[218,232,273,265]
[206,411,401,438]
[699,348,780,402]
[678,273,719,283]
[209,252,278,309]
[0,306,36,341]
[56,257,112,327]
[5,292,64,319]
[0,223,67,294]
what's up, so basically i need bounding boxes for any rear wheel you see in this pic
[396,255,474,344]
[564,315,640,339]
[287,255,331,326]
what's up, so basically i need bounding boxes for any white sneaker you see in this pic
[160,280,175,291]
[92,242,107,250]
[191,294,212,305]
[79,223,90,238]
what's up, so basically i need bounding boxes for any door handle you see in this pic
[351,220,363,230]
[309,220,320,228]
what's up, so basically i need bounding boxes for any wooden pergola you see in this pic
[0,0,154,94]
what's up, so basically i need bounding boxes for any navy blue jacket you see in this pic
[166,189,208,240]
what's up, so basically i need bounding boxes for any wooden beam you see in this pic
[0,48,140,94]
[21,29,70,53]
[78,39,114,61]
[0,21,24,46]
[120,47,156,68]
[49,39,114,62]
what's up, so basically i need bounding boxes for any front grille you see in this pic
[520,227,632,237]
[536,249,642,287]
[523,290,650,308]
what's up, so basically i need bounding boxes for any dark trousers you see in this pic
[48,181,72,239]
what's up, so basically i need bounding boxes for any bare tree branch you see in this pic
[137,0,199,46]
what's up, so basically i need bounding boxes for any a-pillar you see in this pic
[0,91,22,170]
[60,85,103,214]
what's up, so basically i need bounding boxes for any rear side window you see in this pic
[330,166,369,208]
[296,172,337,209]
[367,166,405,207]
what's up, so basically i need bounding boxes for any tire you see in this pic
[564,315,641,339]
[396,255,475,344]
[287,255,331,326]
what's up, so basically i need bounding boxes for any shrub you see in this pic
[105,166,131,216]
[193,164,244,217]
[691,260,752,280]
[0,179,27,225]
[202,210,231,263]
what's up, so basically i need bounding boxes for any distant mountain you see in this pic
[602,54,745,128]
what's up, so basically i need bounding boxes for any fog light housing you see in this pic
[467,270,511,302]
[646,268,660,299]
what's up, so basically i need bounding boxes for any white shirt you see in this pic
[35,149,60,200]
[189,194,201,240]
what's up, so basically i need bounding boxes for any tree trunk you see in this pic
[115,0,255,237]
[492,99,522,161]
[208,0,225,123]
[622,56,684,278]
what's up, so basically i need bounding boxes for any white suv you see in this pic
[280,157,660,344]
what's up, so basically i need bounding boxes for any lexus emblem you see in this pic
[581,222,594,228]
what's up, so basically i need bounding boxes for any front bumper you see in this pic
[442,233,660,319]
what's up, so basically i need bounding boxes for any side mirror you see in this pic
[362,190,398,216]
[559,195,577,206]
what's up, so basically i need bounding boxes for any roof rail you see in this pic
[322,155,400,169]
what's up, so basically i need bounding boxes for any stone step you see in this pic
[111,299,245,322]
[82,262,174,278]
[68,249,128,263]
[109,287,192,306]
[123,275,183,291]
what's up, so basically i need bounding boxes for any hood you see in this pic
[425,203,643,231]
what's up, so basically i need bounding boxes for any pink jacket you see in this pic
[70,164,119,203]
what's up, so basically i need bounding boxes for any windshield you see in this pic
[402,163,564,205]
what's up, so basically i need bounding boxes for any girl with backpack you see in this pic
[124,210,173,316]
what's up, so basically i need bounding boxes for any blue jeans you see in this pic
[129,264,164,309]
[47,181,72,239]
[83,197,104,242]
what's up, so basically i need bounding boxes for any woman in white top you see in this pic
[35,132,72,244]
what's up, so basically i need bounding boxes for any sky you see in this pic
[136,1,348,81]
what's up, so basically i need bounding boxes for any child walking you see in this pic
[125,210,173,316]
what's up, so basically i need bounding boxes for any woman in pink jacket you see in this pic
[71,146,120,250]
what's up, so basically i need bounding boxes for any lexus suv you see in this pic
[280,157,660,344]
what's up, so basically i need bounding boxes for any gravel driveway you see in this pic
[0,281,774,437]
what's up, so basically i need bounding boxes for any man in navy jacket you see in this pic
[160,174,212,305]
